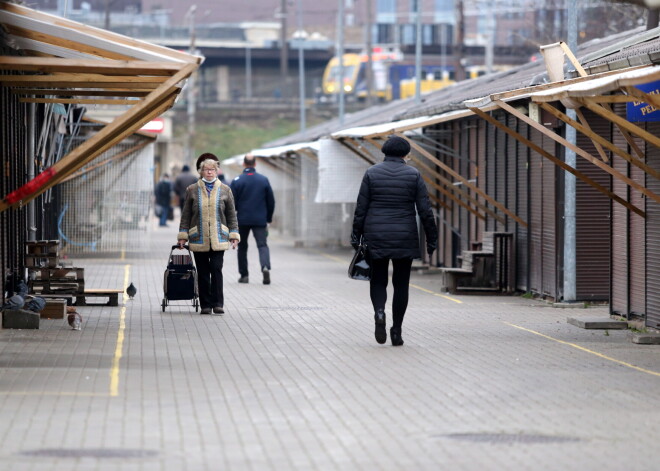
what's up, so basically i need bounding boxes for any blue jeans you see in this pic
[159,206,170,226]
[237,226,270,277]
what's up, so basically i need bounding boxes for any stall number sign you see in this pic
[626,81,660,122]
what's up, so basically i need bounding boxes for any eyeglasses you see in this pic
[202,167,217,172]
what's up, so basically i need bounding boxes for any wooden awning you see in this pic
[0,1,202,211]
[466,64,660,218]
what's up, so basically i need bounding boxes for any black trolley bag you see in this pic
[161,245,199,312]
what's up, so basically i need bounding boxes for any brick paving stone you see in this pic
[0,220,660,470]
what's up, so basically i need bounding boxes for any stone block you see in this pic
[2,309,40,329]
[567,316,628,330]
[631,333,660,345]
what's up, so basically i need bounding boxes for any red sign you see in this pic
[140,118,165,133]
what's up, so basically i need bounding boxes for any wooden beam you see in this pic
[339,138,378,164]
[409,153,504,224]
[415,159,485,221]
[623,85,660,109]
[541,102,660,180]
[577,97,660,149]
[3,24,137,61]
[19,97,141,105]
[559,42,587,77]
[489,66,646,102]
[0,57,181,75]
[0,73,168,85]
[59,140,151,182]
[587,95,640,104]
[574,108,609,162]
[0,63,196,211]
[428,191,451,211]
[397,132,528,227]
[12,88,153,97]
[469,106,645,218]
[1,1,200,64]
[497,99,660,204]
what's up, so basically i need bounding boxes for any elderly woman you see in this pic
[351,136,438,346]
[178,153,240,314]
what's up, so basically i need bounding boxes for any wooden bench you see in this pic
[76,289,123,307]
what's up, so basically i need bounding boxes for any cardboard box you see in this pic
[40,299,67,319]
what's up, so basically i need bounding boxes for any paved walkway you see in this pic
[1,220,660,470]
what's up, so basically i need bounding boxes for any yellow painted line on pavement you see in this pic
[109,264,130,396]
[409,283,462,303]
[505,322,660,378]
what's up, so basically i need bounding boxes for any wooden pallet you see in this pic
[76,289,122,307]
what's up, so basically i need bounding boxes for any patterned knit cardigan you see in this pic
[177,179,241,252]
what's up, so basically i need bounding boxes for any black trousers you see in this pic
[194,250,225,309]
[237,225,270,277]
[369,257,413,331]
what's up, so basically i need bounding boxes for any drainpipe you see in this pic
[563,0,577,302]
[27,103,36,242]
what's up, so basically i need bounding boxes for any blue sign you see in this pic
[626,80,660,122]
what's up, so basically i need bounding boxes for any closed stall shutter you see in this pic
[506,114,518,233]
[541,135,558,299]
[486,118,497,232]
[575,111,611,301]
[610,107,629,315]
[468,119,479,245]
[476,120,487,244]
[516,121,530,292]
[529,127,544,295]
[629,137,646,316]
[645,121,660,328]
[495,114,507,232]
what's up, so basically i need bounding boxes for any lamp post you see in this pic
[296,0,306,132]
[187,5,197,165]
[414,0,422,103]
[337,0,345,124]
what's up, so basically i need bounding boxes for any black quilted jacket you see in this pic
[351,156,438,260]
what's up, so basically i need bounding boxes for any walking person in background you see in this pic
[230,154,275,285]
[173,164,198,213]
[351,136,438,346]
[155,173,173,227]
[177,153,240,315]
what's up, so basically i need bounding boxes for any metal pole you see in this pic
[365,0,374,106]
[187,5,197,165]
[27,103,36,241]
[246,46,252,100]
[280,0,288,99]
[337,0,345,124]
[563,0,577,302]
[414,0,422,103]
[485,3,495,74]
[297,0,306,132]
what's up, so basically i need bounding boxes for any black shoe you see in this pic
[390,327,404,346]
[374,309,387,344]
[262,267,270,285]
[200,307,212,314]
[238,276,249,284]
[212,306,224,314]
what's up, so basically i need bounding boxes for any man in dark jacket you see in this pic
[155,173,173,227]
[230,154,275,284]
[173,165,198,212]
[351,135,438,346]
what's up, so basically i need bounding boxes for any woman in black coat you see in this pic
[351,136,438,346]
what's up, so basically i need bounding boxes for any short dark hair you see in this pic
[244,154,256,167]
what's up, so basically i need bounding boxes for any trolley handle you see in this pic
[168,244,194,266]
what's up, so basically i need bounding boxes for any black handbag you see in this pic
[348,242,371,281]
